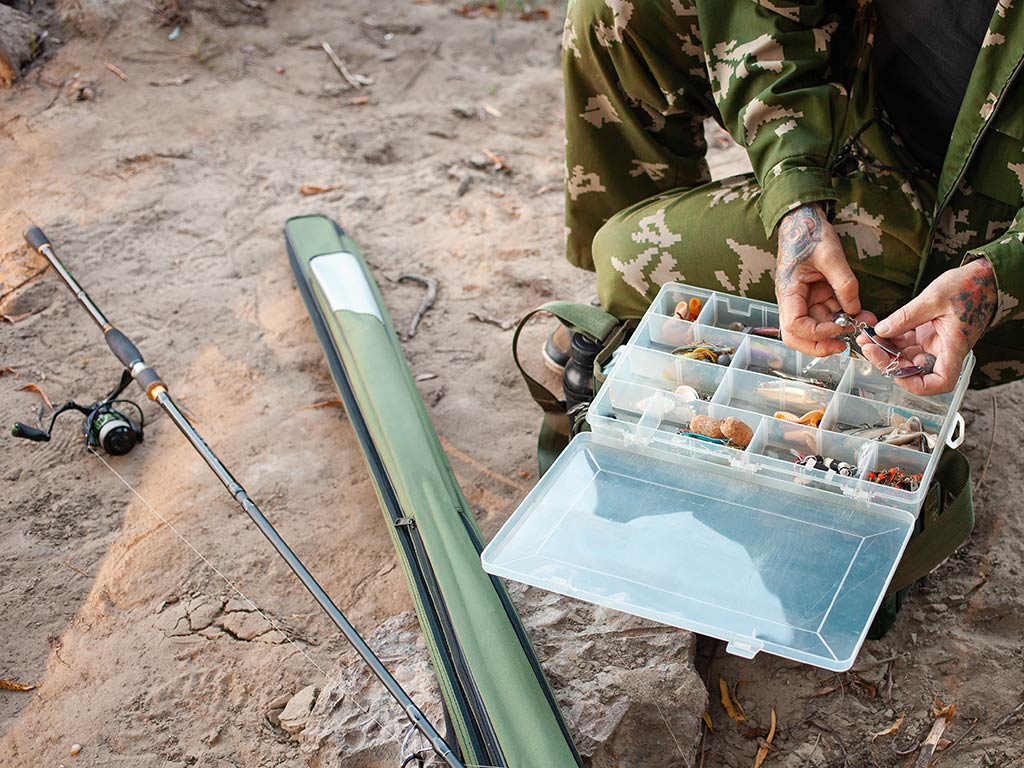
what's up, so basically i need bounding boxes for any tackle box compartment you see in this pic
[482,283,973,671]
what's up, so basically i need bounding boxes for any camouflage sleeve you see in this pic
[964,208,1024,328]
[695,0,844,236]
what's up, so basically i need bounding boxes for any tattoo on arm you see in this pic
[954,258,997,341]
[776,203,824,288]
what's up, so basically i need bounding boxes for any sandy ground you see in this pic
[1,3,1023,767]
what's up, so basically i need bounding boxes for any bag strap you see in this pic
[511,301,620,415]
[887,448,974,594]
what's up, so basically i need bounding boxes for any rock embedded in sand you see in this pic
[0,5,44,88]
[217,609,272,641]
[279,684,319,734]
[186,596,224,631]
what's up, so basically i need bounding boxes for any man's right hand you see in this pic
[775,203,868,356]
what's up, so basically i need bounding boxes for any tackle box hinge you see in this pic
[394,516,416,528]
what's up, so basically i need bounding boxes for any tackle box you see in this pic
[482,283,974,671]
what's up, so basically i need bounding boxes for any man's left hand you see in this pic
[858,258,997,396]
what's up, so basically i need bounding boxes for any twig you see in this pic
[397,274,438,339]
[933,717,979,763]
[975,393,997,492]
[398,40,440,95]
[912,715,951,768]
[466,311,513,331]
[320,40,362,90]
[105,62,128,81]
[0,264,49,305]
[63,558,89,578]
[994,700,1024,730]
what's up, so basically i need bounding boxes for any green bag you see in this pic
[512,301,975,640]
[288,216,581,768]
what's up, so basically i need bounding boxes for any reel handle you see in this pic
[11,422,50,442]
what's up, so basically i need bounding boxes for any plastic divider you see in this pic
[746,419,874,497]
[821,393,941,454]
[733,335,845,390]
[713,366,833,420]
[862,442,932,506]
[697,291,780,331]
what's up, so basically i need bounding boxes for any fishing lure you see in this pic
[834,313,935,379]
[755,381,829,408]
[794,453,858,477]
[673,297,703,322]
[774,408,825,427]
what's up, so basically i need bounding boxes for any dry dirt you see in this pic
[1,3,1023,767]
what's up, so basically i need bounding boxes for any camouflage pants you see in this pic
[562,0,1022,388]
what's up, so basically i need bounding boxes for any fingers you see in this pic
[816,243,861,316]
[895,350,959,396]
[778,291,847,354]
[875,289,939,338]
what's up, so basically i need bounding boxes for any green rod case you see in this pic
[285,215,581,768]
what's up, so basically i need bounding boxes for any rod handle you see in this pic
[12,422,50,441]
[24,226,51,252]
[105,328,166,397]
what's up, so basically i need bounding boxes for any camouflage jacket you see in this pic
[697,0,1024,329]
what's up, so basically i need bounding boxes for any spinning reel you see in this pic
[11,369,144,456]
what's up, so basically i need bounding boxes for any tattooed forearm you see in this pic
[776,203,825,287]
[954,257,997,341]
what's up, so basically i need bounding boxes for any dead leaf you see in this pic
[105,62,128,81]
[752,707,776,768]
[720,677,746,722]
[517,469,532,480]
[871,713,905,740]
[482,104,502,118]
[0,367,17,377]
[415,373,438,382]
[300,398,344,410]
[17,383,52,409]
[299,184,342,196]
[0,679,36,692]
[702,709,714,733]
[350,95,370,106]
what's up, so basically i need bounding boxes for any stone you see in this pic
[279,685,319,734]
[0,5,44,88]
[217,609,272,641]
[154,601,190,636]
[187,597,224,631]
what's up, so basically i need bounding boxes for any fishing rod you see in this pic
[10,226,465,768]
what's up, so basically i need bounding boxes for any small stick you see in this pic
[0,263,49,305]
[320,40,362,90]
[398,40,441,95]
[975,393,997,492]
[913,709,954,768]
[105,62,128,81]
[994,700,1024,730]
[466,311,513,331]
[397,274,438,339]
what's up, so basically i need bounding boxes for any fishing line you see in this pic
[87,446,406,745]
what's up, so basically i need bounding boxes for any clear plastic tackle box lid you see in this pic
[481,432,914,671]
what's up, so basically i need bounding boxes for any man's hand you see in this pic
[860,258,997,396]
[775,203,866,356]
